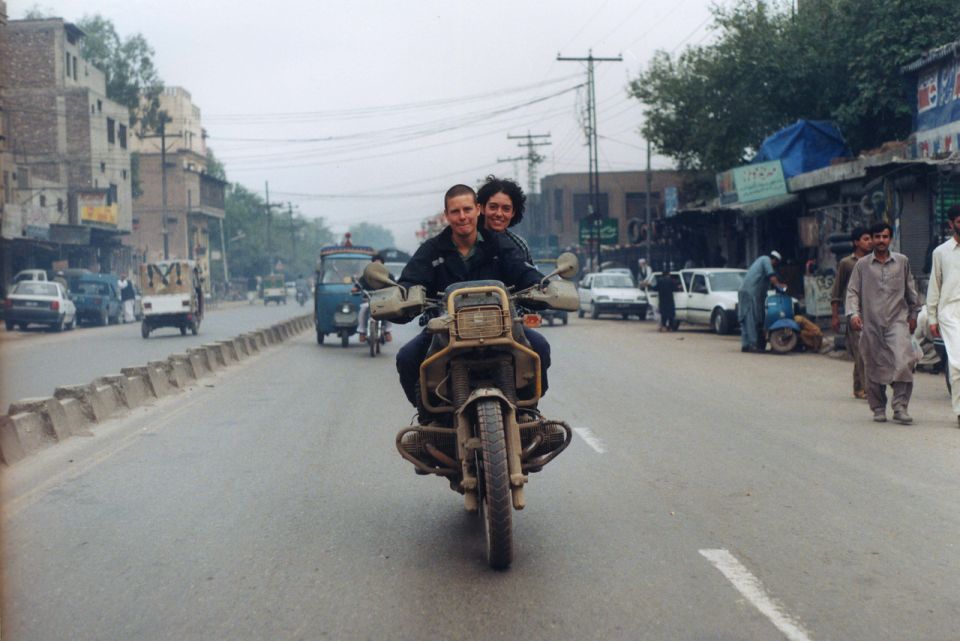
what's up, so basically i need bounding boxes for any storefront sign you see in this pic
[578,218,619,244]
[916,59,960,132]
[76,191,118,226]
[717,160,789,205]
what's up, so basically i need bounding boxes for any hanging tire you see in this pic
[475,398,512,570]
[770,328,798,353]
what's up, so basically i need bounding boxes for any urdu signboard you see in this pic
[716,159,788,205]
[578,218,619,244]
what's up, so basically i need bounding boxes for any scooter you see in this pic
[764,287,800,353]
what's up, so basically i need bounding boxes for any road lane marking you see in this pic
[573,427,606,454]
[699,549,814,641]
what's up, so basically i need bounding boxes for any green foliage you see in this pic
[629,0,960,172]
[222,184,334,279]
[205,148,227,181]
[23,4,54,18]
[347,222,395,250]
[76,14,163,132]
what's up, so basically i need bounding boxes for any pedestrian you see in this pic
[846,222,922,424]
[653,268,676,332]
[925,205,960,427]
[737,251,787,353]
[637,258,652,289]
[119,273,136,323]
[831,227,873,399]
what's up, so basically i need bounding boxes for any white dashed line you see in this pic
[573,427,606,454]
[699,549,814,641]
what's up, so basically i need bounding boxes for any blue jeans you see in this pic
[396,328,551,406]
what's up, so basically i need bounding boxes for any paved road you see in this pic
[3,316,959,640]
[0,299,312,412]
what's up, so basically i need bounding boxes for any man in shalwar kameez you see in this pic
[846,222,922,424]
[926,205,960,427]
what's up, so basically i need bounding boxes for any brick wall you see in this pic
[1,21,58,89]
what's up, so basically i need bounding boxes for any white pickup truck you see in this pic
[646,268,746,334]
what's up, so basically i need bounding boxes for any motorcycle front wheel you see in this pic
[368,318,378,358]
[476,398,512,570]
[769,328,798,353]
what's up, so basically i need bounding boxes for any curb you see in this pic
[0,313,313,465]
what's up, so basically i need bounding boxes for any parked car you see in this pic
[577,271,648,320]
[647,268,746,334]
[3,280,77,331]
[13,269,48,283]
[69,274,122,326]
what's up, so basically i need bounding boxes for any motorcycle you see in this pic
[296,289,307,306]
[354,280,387,358]
[364,253,580,570]
[764,286,800,353]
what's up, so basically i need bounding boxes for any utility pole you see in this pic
[558,50,621,271]
[139,113,181,260]
[264,181,275,260]
[497,154,526,184]
[219,218,229,285]
[645,139,652,265]
[507,131,551,197]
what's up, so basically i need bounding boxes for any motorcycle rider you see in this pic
[355,254,392,342]
[395,184,550,412]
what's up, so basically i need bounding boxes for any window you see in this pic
[65,52,70,79]
[97,100,102,113]
[108,183,118,205]
[122,169,128,180]
[72,56,78,80]
[681,272,694,291]
[106,118,115,144]
[39,194,47,207]
[118,124,127,149]
[100,162,106,173]
[691,274,708,294]
[2,171,9,204]
[57,198,64,213]
[91,104,95,114]
[573,193,609,222]
[17,167,28,190]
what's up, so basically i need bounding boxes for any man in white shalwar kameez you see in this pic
[926,205,960,427]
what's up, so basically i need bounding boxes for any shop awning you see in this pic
[737,193,799,218]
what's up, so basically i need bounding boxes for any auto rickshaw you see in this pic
[139,260,204,338]
[262,274,287,305]
[314,244,376,347]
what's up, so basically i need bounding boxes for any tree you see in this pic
[76,14,164,133]
[205,148,227,181]
[629,0,960,171]
[348,222,395,250]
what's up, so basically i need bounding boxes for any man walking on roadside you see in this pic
[926,205,960,427]
[846,222,921,424]
[738,251,787,352]
[831,227,873,399]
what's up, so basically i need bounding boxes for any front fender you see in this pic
[455,387,516,418]
[769,319,801,332]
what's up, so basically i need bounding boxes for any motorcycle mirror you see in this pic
[362,262,397,290]
[542,252,579,282]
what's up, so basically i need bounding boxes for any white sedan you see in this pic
[577,272,649,320]
[3,281,77,332]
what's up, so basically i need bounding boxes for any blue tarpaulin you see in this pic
[752,120,851,178]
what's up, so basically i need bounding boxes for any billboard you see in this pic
[76,191,118,226]
[915,59,960,133]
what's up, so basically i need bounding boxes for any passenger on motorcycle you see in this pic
[355,254,393,342]
[395,184,551,410]
[477,174,533,263]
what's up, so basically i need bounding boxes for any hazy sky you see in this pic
[18,0,719,250]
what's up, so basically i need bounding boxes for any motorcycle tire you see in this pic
[476,398,513,570]
[368,319,378,358]
[770,328,798,353]
[341,332,349,348]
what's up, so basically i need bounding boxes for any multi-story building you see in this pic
[534,170,711,270]
[127,86,225,286]
[0,18,133,285]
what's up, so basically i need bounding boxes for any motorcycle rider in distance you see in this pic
[395,184,550,416]
[355,253,392,342]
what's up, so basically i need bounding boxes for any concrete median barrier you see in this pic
[1,312,312,466]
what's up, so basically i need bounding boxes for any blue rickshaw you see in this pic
[314,244,376,347]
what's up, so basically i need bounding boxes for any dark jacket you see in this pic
[397,227,543,321]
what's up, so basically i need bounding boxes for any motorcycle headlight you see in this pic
[341,304,351,314]
[454,305,506,340]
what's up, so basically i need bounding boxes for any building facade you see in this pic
[0,18,133,286]
[126,87,225,286]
